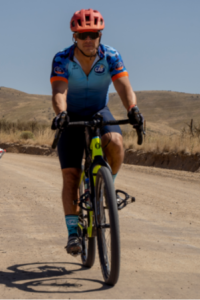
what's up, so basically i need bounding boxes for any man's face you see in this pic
[73,32,102,56]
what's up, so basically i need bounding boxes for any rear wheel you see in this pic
[79,177,96,268]
[95,166,120,286]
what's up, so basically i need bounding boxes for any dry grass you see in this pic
[1,120,200,155]
[122,124,200,155]
[0,120,54,146]
[0,129,54,146]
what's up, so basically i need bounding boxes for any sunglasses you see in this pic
[76,31,100,40]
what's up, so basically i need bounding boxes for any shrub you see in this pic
[20,131,34,140]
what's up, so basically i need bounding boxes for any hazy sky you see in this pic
[0,0,200,95]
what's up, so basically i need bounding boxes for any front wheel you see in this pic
[95,166,120,286]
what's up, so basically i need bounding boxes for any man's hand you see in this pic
[127,105,144,128]
[51,111,69,130]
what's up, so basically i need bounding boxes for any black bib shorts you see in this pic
[57,106,122,169]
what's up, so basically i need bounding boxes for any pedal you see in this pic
[116,189,135,210]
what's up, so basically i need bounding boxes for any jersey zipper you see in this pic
[72,60,88,109]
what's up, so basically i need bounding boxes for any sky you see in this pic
[0,0,200,95]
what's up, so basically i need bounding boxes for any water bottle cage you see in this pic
[74,191,93,211]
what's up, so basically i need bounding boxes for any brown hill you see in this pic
[0,87,200,134]
[0,87,53,123]
[108,91,200,131]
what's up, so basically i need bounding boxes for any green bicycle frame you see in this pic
[90,136,103,185]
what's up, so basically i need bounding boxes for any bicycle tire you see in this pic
[79,179,96,268]
[95,166,120,285]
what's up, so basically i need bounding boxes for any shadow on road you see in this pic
[0,262,112,294]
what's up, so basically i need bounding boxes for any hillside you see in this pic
[108,91,200,131]
[0,87,53,123]
[0,87,200,134]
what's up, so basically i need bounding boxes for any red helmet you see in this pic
[70,9,105,32]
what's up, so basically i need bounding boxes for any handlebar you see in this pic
[52,118,145,149]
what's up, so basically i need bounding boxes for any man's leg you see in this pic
[57,118,85,255]
[62,168,82,254]
[98,106,124,177]
[62,168,81,216]
[101,132,124,175]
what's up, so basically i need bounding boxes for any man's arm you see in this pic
[113,76,137,111]
[51,81,68,115]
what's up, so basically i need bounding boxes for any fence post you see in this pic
[190,119,194,136]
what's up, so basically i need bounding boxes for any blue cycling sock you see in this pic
[65,215,78,237]
[112,173,117,183]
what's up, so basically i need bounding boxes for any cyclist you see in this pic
[50,9,143,255]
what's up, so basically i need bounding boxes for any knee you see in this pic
[112,133,123,149]
[102,133,124,154]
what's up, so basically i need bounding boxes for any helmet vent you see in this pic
[77,19,81,26]
[94,17,98,25]
[71,21,75,27]
[85,15,90,22]
[100,19,103,25]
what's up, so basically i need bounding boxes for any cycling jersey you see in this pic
[50,44,128,116]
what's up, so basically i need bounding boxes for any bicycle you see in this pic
[52,113,144,286]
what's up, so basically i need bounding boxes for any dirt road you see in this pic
[0,153,200,299]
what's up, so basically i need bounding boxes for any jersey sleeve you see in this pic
[106,48,128,82]
[50,52,69,84]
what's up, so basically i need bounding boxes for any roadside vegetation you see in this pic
[0,119,200,155]
[122,120,200,155]
[0,120,54,146]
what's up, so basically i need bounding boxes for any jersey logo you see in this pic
[54,66,64,75]
[94,64,105,74]
[115,62,124,71]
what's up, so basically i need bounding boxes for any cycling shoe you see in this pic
[65,235,82,256]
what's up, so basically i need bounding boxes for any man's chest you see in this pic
[68,60,110,82]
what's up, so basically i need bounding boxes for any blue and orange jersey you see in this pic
[50,44,128,116]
